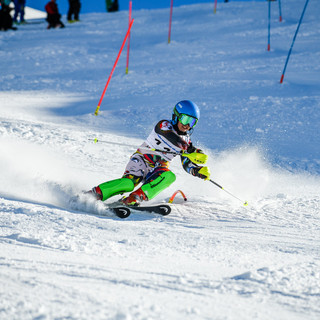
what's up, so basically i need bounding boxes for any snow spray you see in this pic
[168,0,173,43]
[126,1,132,75]
[280,0,310,83]
[94,18,134,116]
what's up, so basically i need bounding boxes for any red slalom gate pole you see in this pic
[168,0,173,43]
[214,0,217,14]
[168,190,187,203]
[94,18,134,115]
[126,1,132,74]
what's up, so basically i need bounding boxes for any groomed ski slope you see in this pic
[0,1,320,319]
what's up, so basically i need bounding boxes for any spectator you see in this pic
[67,0,81,23]
[0,0,17,30]
[106,0,118,12]
[13,0,26,24]
[45,0,65,29]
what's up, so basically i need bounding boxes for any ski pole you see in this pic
[88,138,135,148]
[89,140,185,154]
[89,141,204,164]
[138,147,208,165]
[280,0,309,83]
[142,148,247,206]
[209,179,248,206]
[139,147,182,156]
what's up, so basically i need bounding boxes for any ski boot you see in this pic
[87,186,103,200]
[121,188,147,206]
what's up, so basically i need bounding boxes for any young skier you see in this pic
[89,100,211,206]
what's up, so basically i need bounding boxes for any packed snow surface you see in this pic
[0,1,320,319]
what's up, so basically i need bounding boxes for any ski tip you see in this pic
[113,207,131,219]
[160,204,171,215]
[243,201,248,206]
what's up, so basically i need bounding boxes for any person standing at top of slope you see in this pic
[13,0,26,24]
[89,100,211,206]
[45,0,65,29]
[0,0,17,31]
[106,0,118,12]
[67,0,81,23]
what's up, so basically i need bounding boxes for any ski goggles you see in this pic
[178,114,198,128]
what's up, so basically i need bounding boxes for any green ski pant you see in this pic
[98,171,176,202]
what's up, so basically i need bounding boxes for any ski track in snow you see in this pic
[1,1,320,319]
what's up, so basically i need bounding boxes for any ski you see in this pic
[70,194,170,219]
[109,206,131,219]
[130,204,171,216]
[108,204,171,218]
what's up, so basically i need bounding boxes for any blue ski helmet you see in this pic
[172,100,200,128]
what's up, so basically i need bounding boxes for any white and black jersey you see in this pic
[140,120,190,161]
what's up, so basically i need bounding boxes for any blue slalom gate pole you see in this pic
[278,0,283,22]
[267,0,271,51]
[280,0,310,83]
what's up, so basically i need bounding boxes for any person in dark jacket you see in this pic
[106,0,118,12]
[0,0,17,30]
[45,0,65,29]
[67,0,81,23]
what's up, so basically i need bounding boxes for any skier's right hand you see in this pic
[185,143,208,164]
[187,142,202,154]
[184,152,208,165]
[195,166,211,180]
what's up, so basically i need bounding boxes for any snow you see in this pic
[8,4,47,20]
[1,1,320,319]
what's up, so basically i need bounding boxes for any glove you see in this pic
[185,152,208,165]
[187,143,202,154]
[195,166,211,180]
[185,143,208,165]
